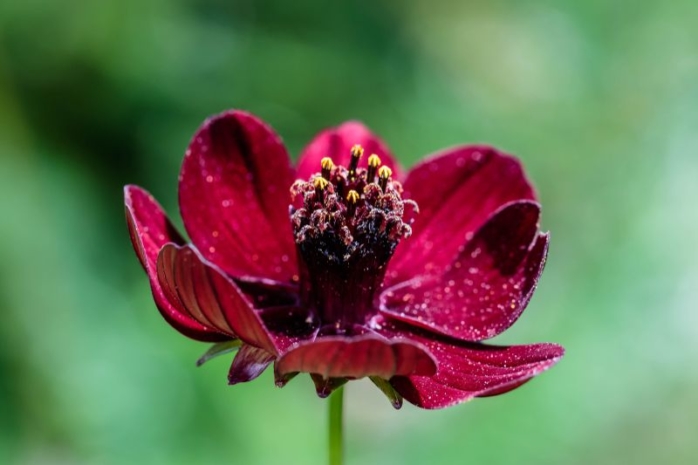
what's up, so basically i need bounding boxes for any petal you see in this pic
[380,202,548,341]
[228,344,276,385]
[124,185,225,342]
[258,306,318,353]
[386,145,536,286]
[234,277,299,309]
[157,244,279,355]
[274,335,436,380]
[295,121,402,181]
[383,325,564,409]
[158,244,233,335]
[178,110,297,281]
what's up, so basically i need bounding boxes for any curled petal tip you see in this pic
[274,371,298,388]
[311,374,348,398]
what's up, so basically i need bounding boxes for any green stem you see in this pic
[328,387,344,465]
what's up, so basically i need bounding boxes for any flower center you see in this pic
[290,146,417,333]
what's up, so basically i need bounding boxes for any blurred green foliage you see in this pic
[1,0,697,464]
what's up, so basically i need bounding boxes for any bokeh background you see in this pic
[1,0,697,464]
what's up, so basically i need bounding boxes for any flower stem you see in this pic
[328,386,344,465]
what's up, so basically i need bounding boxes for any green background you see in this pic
[1,1,697,464]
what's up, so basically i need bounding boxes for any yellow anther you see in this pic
[321,157,335,171]
[350,144,364,158]
[346,189,360,216]
[378,166,392,179]
[314,176,329,203]
[346,189,360,204]
[366,154,381,181]
[348,144,363,180]
[378,166,392,191]
[314,177,329,190]
[321,157,334,180]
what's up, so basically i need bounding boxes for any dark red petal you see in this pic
[380,202,548,341]
[274,335,436,380]
[386,145,536,286]
[228,344,276,385]
[124,185,225,342]
[382,325,564,409]
[178,110,297,281]
[234,277,299,309]
[295,121,402,181]
[157,244,279,355]
[157,244,236,335]
[258,306,318,353]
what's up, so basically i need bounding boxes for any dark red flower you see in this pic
[125,110,563,409]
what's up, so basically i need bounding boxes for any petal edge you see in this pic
[125,185,225,342]
[275,336,436,380]
[178,110,297,281]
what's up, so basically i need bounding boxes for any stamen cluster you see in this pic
[290,146,416,263]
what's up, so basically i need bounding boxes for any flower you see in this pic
[124,110,563,409]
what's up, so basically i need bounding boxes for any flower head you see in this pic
[125,110,563,409]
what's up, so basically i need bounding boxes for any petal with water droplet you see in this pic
[380,201,547,341]
[179,111,297,281]
[124,185,226,342]
[387,146,536,286]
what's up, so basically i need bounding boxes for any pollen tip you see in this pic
[366,154,382,181]
[313,177,329,190]
[346,189,360,204]
[350,144,364,158]
[321,157,334,170]
[378,166,393,191]
[348,145,364,179]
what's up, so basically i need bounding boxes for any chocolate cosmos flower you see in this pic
[125,110,563,409]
